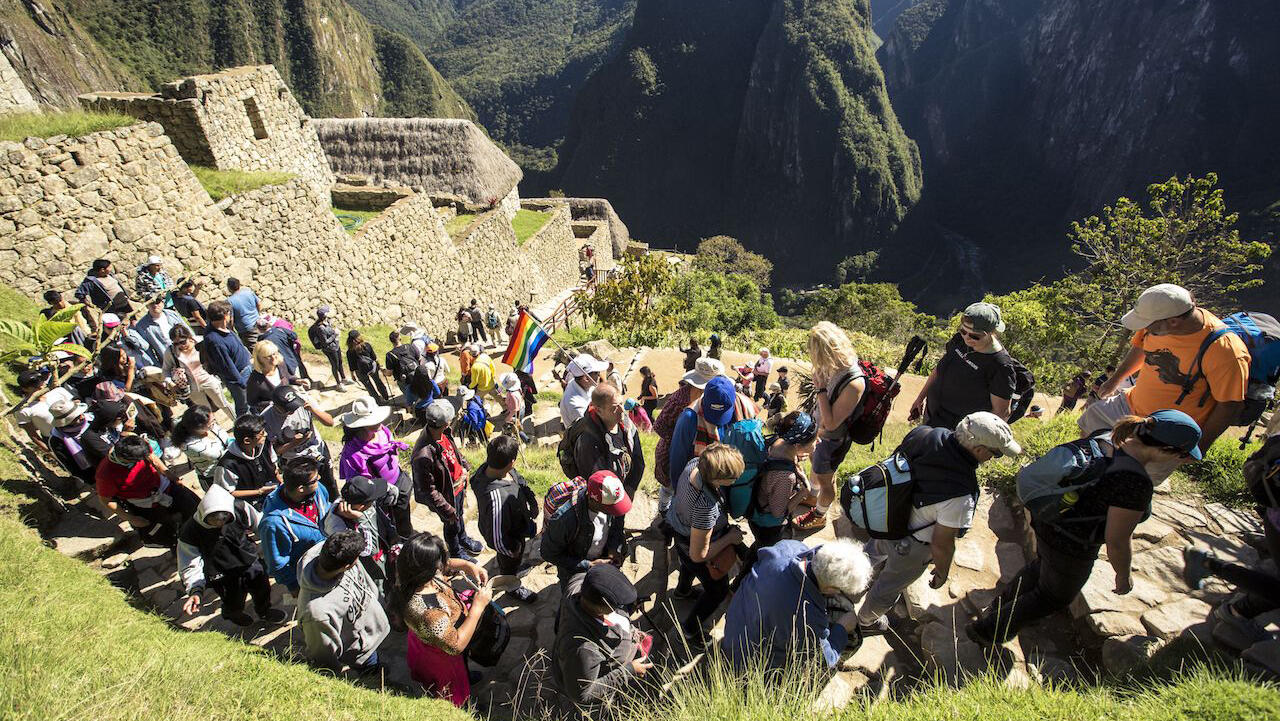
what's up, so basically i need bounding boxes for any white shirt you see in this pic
[560,377,593,428]
[908,494,976,543]
[17,387,74,438]
[586,509,609,558]
[754,357,773,376]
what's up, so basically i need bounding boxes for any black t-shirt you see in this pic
[173,293,206,321]
[1037,451,1152,553]
[641,377,658,403]
[926,333,1019,430]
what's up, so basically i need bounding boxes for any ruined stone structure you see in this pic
[0,51,38,114]
[79,66,333,187]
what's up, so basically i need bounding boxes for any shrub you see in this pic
[693,236,774,288]
[1174,435,1262,508]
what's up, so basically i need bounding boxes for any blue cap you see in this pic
[701,376,736,426]
[1144,409,1203,460]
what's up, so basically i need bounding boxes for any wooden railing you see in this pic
[539,263,600,335]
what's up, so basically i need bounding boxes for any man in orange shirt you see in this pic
[1080,283,1250,481]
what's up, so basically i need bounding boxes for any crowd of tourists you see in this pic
[15,256,1280,716]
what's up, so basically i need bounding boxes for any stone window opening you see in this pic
[243,97,268,140]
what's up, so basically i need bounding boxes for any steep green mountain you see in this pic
[42,0,472,119]
[0,0,138,107]
[555,0,922,282]
[876,0,1280,310]
[349,0,635,171]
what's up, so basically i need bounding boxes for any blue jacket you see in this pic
[668,406,731,483]
[260,326,302,375]
[258,483,332,592]
[134,309,189,361]
[202,327,251,388]
[721,540,850,671]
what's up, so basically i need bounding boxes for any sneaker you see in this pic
[1182,545,1214,591]
[509,586,537,603]
[793,509,827,530]
[223,611,255,627]
[858,615,891,636]
[259,607,289,624]
[453,550,477,564]
[462,537,485,555]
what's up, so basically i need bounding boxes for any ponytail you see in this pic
[1110,414,1150,446]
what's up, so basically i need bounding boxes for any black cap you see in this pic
[581,564,637,609]
[340,474,389,505]
[272,384,305,412]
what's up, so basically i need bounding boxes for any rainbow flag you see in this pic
[502,310,549,374]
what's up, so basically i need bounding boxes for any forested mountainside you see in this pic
[554,0,922,283]
[349,0,634,171]
[876,0,1280,308]
[1,0,472,120]
[869,0,929,37]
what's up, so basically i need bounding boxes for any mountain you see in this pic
[869,0,930,37]
[6,0,472,120]
[349,0,635,171]
[877,0,1280,308]
[554,0,922,282]
[0,0,136,107]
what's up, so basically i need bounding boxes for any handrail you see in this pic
[540,262,599,335]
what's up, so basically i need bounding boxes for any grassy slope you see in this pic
[191,166,295,202]
[510,208,552,245]
[0,112,136,142]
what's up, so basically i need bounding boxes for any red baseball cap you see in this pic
[586,470,631,516]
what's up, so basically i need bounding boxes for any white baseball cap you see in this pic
[955,411,1022,457]
[568,353,607,378]
[1121,283,1194,331]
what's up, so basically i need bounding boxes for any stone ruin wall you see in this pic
[0,51,39,114]
[80,66,332,187]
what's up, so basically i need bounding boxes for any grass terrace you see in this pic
[0,111,135,142]
[332,207,382,234]
[511,208,552,245]
[190,166,294,202]
[446,212,479,238]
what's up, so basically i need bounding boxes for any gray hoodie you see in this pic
[295,542,389,669]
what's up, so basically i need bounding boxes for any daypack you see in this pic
[1016,432,1116,525]
[829,361,899,445]
[386,344,421,384]
[544,477,586,518]
[716,418,770,519]
[726,456,800,528]
[464,594,511,667]
[1243,434,1280,509]
[839,453,919,539]
[1006,358,1037,423]
[1178,312,1280,425]
[556,415,605,478]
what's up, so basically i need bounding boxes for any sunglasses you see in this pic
[963,330,988,341]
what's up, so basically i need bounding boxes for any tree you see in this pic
[834,250,880,284]
[692,235,774,289]
[664,270,779,337]
[578,254,677,346]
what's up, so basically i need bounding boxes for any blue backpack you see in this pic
[1177,312,1280,425]
[719,418,773,521]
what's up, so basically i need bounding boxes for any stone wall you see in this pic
[0,51,38,114]
[80,66,333,187]
[0,122,237,299]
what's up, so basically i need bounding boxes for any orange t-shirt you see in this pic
[1123,310,1250,425]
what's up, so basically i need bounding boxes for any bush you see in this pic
[1173,436,1263,508]
[666,270,778,338]
[979,412,1087,496]
[692,236,774,288]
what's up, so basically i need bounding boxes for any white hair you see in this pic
[812,539,873,597]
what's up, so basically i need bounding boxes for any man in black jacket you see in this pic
[308,306,349,390]
[411,400,484,561]
[470,435,539,602]
[541,470,630,586]
[573,383,645,496]
[211,413,283,508]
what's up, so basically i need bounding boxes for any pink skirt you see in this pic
[407,631,471,707]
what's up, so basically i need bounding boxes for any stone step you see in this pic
[50,506,126,561]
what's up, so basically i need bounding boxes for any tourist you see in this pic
[346,330,390,403]
[722,539,872,671]
[910,302,1019,429]
[225,277,261,347]
[75,258,132,316]
[177,484,287,626]
[1078,284,1249,483]
[338,396,414,538]
[541,470,631,586]
[211,413,282,506]
[259,318,305,379]
[134,297,188,361]
[624,398,653,433]
[486,304,503,343]
[419,340,450,396]
[15,369,74,454]
[392,532,491,707]
[571,383,645,496]
[411,400,484,561]
[763,381,786,429]
[47,397,100,485]
[855,412,1020,635]
[40,289,92,345]
[169,405,230,490]
[968,411,1200,646]
[708,333,723,361]
[559,353,606,428]
[102,315,158,369]
[470,435,539,602]
[82,400,134,470]
[552,564,652,716]
[667,375,757,493]
[297,530,390,673]
[262,385,338,499]
[135,367,180,434]
[323,474,397,595]
[95,433,199,545]
[455,386,490,446]
[456,306,473,347]
[202,300,253,418]
[259,456,333,596]
[171,279,208,333]
[246,339,305,410]
[306,305,348,389]
[666,443,746,645]
[638,365,659,421]
[495,372,528,440]
[680,337,702,372]
[1059,371,1091,413]
[653,358,721,517]
[743,411,817,573]
[91,380,165,440]
[163,325,234,422]
[515,369,538,414]
[135,255,174,304]
[467,344,498,404]
[796,321,866,531]
[468,299,488,344]
[776,365,790,395]
[385,331,421,405]
[606,361,625,395]
[1026,404,1045,419]
[752,347,772,401]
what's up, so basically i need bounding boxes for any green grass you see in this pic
[0,111,135,142]
[332,208,383,234]
[445,212,478,238]
[510,208,552,245]
[190,166,294,202]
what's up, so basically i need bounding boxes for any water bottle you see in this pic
[1060,490,1080,512]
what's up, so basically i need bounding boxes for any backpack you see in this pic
[717,419,771,520]
[465,597,511,667]
[839,452,919,539]
[726,456,798,528]
[556,415,605,478]
[1006,358,1037,423]
[1243,434,1280,509]
[1016,432,1116,526]
[543,478,586,518]
[386,344,421,384]
[830,361,899,445]
[1178,312,1280,426]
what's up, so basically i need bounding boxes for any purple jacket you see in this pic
[338,425,409,484]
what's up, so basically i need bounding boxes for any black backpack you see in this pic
[557,415,605,478]
[386,344,421,384]
[1006,358,1036,423]
[467,600,511,667]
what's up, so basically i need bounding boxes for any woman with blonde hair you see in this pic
[246,340,307,409]
[796,321,865,530]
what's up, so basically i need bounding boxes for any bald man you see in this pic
[573,383,646,496]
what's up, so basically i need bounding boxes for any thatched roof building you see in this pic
[312,118,522,205]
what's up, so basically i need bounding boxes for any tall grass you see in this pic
[0,111,135,142]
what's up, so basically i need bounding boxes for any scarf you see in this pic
[693,391,757,456]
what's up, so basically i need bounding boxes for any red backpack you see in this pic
[830,360,900,445]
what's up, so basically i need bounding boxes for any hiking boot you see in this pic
[223,611,255,627]
[508,586,537,603]
[259,607,289,624]
[858,615,891,636]
[1182,545,1215,591]
[793,509,827,531]
[461,537,485,556]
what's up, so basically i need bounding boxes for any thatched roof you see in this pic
[312,118,521,203]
